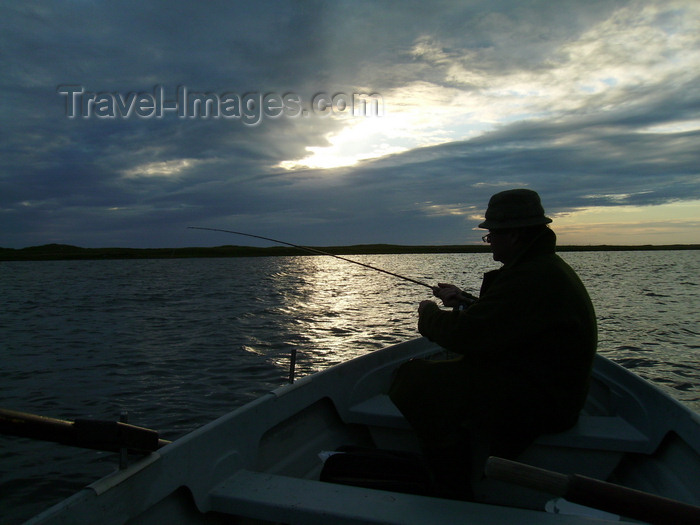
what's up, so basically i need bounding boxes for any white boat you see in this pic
[25,338,700,524]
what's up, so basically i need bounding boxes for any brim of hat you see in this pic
[478,216,552,230]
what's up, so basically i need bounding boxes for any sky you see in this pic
[1,0,699,249]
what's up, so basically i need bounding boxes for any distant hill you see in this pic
[1,243,698,261]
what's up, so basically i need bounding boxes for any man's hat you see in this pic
[478,189,552,230]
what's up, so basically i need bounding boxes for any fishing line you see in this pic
[187,226,434,290]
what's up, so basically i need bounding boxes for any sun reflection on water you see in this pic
[265,253,496,376]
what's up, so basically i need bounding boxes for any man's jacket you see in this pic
[414,228,597,437]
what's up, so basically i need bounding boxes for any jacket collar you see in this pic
[504,227,557,268]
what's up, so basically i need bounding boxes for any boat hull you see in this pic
[26,338,700,524]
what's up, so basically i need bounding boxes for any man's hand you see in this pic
[431,282,477,309]
[432,283,464,307]
[418,299,437,315]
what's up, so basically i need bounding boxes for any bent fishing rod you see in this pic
[187,226,434,290]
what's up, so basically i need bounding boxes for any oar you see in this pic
[0,408,170,454]
[187,226,435,290]
[485,456,700,525]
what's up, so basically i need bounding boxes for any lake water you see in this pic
[1,250,698,523]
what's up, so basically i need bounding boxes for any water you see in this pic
[1,251,698,523]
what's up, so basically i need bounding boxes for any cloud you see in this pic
[1,0,699,248]
[122,158,202,179]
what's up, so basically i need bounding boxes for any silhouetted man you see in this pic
[389,188,597,499]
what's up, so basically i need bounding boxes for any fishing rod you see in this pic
[187,226,434,290]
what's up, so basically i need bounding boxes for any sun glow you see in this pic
[277,116,413,170]
[277,82,482,171]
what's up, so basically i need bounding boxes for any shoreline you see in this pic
[1,243,699,261]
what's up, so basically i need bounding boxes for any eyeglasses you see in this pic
[482,233,491,243]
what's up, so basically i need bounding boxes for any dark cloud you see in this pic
[1,1,698,248]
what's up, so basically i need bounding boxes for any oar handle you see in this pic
[485,456,700,525]
[0,408,170,454]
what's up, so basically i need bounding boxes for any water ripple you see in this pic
[0,251,698,523]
